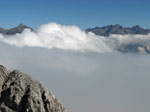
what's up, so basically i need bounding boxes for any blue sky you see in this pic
[0,0,150,29]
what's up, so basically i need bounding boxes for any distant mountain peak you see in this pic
[18,23,24,27]
[0,24,32,35]
[0,24,150,36]
[86,24,150,36]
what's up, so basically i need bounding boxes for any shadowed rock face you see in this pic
[86,24,150,36]
[1,24,150,36]
[0,24,32,35]
[0,65,66,112]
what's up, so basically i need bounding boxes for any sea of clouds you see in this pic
[0,22,150,112]
[0,22,150,54]
[0,40,150,112]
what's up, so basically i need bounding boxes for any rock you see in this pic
[86,24,150,36]
[0,65,66,112]
[0,24,32,35]
[1,24,150,36]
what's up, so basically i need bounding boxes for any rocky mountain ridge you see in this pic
[86,24,150,36]
[0,24,150,36]
[0,24,32,35]
[0,65,66,112]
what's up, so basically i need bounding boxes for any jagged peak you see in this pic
[18,23,24,27]
[132,25,143,29]
[86,24,150,36]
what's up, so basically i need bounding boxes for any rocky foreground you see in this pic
[0,65,66,112]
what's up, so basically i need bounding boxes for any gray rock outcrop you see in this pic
[0,65,66,112]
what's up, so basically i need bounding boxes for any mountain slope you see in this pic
[0,65,66,112]
[0,24,32,35]
[86,24,150,36]
[1,24,150,36]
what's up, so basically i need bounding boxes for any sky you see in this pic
[0,0,150,29]
[0,1,150,112]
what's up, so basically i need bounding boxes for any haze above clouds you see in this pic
[0,23,150,112]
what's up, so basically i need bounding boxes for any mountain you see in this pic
[86,24,150,36]
[0,65,66,112]
[0,24,32,35]
[1,24,150,36]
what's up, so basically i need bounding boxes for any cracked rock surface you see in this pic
[0,65,66,112]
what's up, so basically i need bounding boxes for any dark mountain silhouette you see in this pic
[86,24,150,36]
[0,24,150,36]
[0,24,32,35]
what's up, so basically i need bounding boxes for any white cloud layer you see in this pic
[109,34,150,53]
[0,23,150,112]
[0,22,150,54]
[0,42,150,112]
[0,22,111,53]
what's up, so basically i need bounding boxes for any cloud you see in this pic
[0,22,111,53]
[0,22,150,54]
[0,42,150,112]
[108,34,150,53]
[0,23,150,112]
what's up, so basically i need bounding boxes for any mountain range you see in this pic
[86,24,150,36]
[0,24,150,36]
